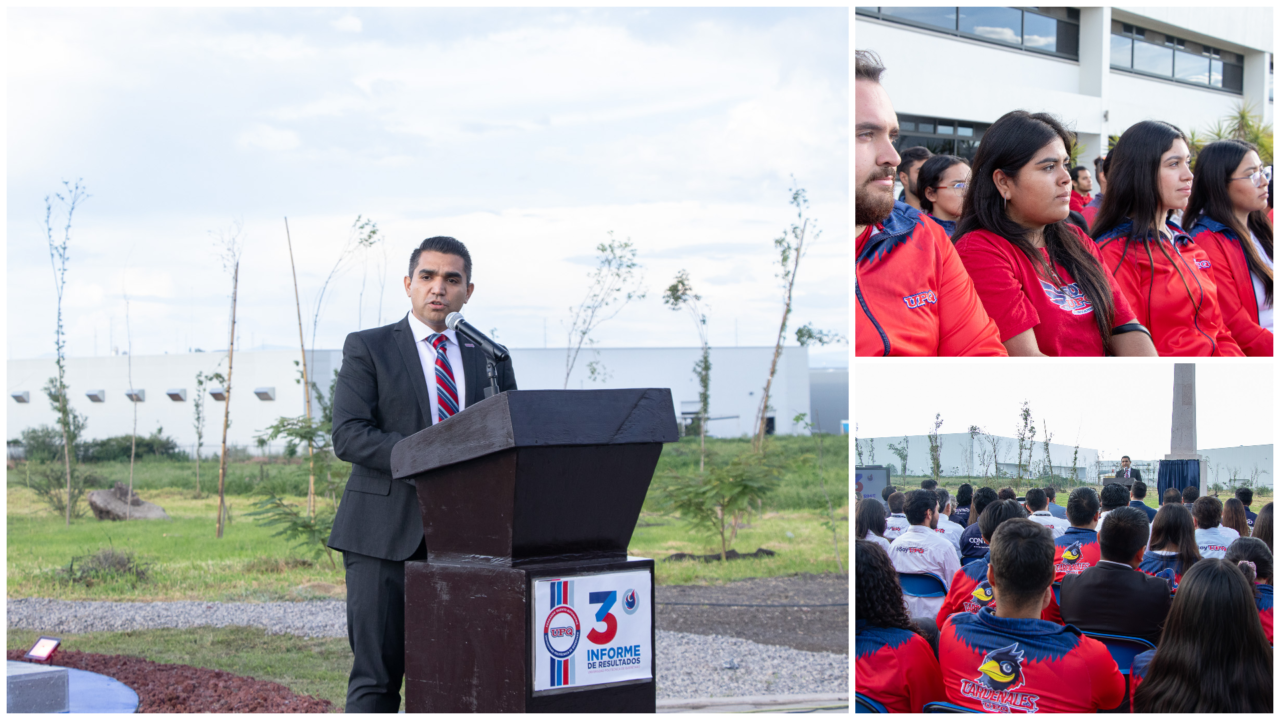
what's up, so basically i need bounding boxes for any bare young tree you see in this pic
[663,269,710,472]
[1040,419,1054,481]
[928,414,944,482]
[753,182,818,452]
[285,217,318,518]
[124,295,138,520]
[354,217,383,330]
[192,370,218,498]
[1014,400,1036,487]
[43,179,88,526]
[888,436,910,479]
[563,232,645,388]
[213,221,245,539]
[982,429,1005,480]
[312,216,380,358]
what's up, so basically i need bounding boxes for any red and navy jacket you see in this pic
[856,201,1008,356]
[937,558,995,627]
[855,619,946,713]
[928,214,958,238]
[1053,527,1101,581]
[1129,649,1154,710]
[1138,552,1189,585]
[1095,219,1244,356]
[1186,216,1273,356]
[940,608,1125,713]
[1070,190,1092,215]
[1081,193,1103,229]
[1258,583,1274,645]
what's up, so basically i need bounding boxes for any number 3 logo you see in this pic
[587,591,617,645]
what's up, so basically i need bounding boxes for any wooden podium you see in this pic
[390,389,679,712]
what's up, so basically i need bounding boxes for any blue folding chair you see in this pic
[1082,631,1156,675]
[923,701,983,713]
[855,693,889,713]
[898,572,948,599]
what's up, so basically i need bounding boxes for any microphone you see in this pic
[445,312,509,361]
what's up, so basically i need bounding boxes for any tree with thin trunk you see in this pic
[1040,419,1054,481]
[43,179,88,526]
[354,218,383,330]
[888,436,910,479]
[214,221,244,538]
[192,370,216,498]
[124,295,138,520]
[753,182,819,452]
[1014,400,1036,489]
[928,413,944,483]
[284,217,317,518]
[663,270,710,472]
[563,232,645,388]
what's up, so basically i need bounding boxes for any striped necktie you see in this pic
[428,333,459,422]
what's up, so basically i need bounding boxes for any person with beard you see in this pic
[854,50,1005,357]
[897,146,934,211]
[890,489,961,619]
[1184,140,1273,356]
[1092,120,1244,356]
[939,519,1125,712]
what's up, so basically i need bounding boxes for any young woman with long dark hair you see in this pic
[917,154,970,238]
[1139,502,1201,583]
[1255,502,1275,554]
[1225,537,1274,644]
[1092,121,1244,356]
[855,540,945,712]
[1130,559,1272,712]
[1223,497,1253,539]
[1184,139,1273,356]
[855,498,892,555]
[952,111,1156,356]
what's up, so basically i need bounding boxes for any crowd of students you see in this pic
[855,480,1274,712]
[856,50,1273,356]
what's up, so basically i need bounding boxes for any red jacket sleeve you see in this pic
[1197,232,1272,356]
[903,634,947,713]
[954,232,1038,342]
[1082,635,1126,711]
[932,225,1008,356]
[1074,226,1137,328]
[936,566,972,627]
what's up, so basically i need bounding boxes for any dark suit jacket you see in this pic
[327,315,517,561]
[1114,467,1142,482]
[1059,561,1171,646]
[1129,499,1157,522]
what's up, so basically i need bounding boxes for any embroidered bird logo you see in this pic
[971,581,994,604]
[1062,541,1083,563]
[976,642,1026,691]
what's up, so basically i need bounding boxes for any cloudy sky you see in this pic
[8,8,849,365]
[856,362,1273,469]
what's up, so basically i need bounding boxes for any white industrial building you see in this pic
[7,345,838,455]
[857,432,1100,482]
[1200,444,1274,489]
[857,7,1273,167]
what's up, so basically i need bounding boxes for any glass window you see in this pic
[937,123,954,135]
[881,6,956,31]
[959,7,1022,45]
[955,140,981,162]
[1210,59,1223,88]
[957,124,974,137]
[918,122,935,134]
[1133,41,1172,76]
[1175,50,1210,84]
[900,121,916,132]
[1110,34,1132,68]
[1023,11,1057,52]
[895,135,955,157]
[1224,63,1244,92]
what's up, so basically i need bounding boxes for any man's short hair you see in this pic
[887,491,905,513]
[1024,487,1048,511]
[1237,488,1255,506]
[1067,486,1101,526]
[1043,486,1057,501]
[980,499,1028,542]
[1183,485,1200,503]
[855,50,885,83]
[1121,455,1131,461]
[1099,507,1150,562]
[1163,487,1183,506]
[409,236,473,282]
[904,489,938,525]
[920,479,938,491]
[882,485,896,502]
[972,487,999,519]
[1100,483,1129,511]
[1131,480,1147,499]
[989,519,1056,608]
[1071,166,1089,183]
[1193,495,1223,529]
[896,146,934,189]
[1093,155,1106,176]
[998,487,1017,501]
[937,488,951,512]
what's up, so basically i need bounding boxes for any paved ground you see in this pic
[655,573,849,655]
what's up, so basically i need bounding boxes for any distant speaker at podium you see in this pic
[1114,455,1142,484]
[327,236,518,713]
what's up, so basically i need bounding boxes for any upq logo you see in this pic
[1195,259,1212,270]
[903,290,938,309]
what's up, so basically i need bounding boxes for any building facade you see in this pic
[857,6,1273,166]
[857,432,1099,482]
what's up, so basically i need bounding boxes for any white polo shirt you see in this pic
[884,513,910,541]
[861,532,892,556]
[935,516,965,556]
[1195,525,1241,559]
[889,524,961,619]
[1028,510,1071,538]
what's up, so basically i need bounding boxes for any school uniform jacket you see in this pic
[1187,216,1273,356]
[1258,583,1274,644]
[1095,219,1244,356]
[856,201,1007,356]
[855,620,946,713]
[937,558,995,627]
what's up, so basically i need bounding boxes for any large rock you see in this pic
[88,483,170,521]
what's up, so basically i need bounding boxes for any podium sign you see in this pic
[533,569,653,693]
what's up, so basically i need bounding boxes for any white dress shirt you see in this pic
[884,513,910,541]
[862,532,892,556]
[406,310,467,424]
[935,516,965,557]
[890,524,962,619]
[1195,525,1241,559]
[1028,510,1071,538]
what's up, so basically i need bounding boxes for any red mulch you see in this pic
[7,650,336,713]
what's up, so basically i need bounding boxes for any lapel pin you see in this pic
[464,343,475,348]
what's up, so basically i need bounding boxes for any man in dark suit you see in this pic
[328,237,518,712]
[1059,507,1171,646]
[1114,455,1141,484]
[1128,480,1157,522]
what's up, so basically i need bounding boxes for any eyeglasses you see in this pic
[933,182,967,194]
[1230,166,1272,187]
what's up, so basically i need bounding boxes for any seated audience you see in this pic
[1254,502,1274,554]
[1060,507,1171,646]
[959,487,1000,562]
[856,495,892,555]
[1237,487,1259,528]
[1043,486,1067,519]
[1098,482,1149,546]
[1130,559,1272,712]
[952,483,974,527]
[891,489,961,619]
[940,520,1125,712]
[1162,487,1183,507]
[1024,487,1069,537]
[1129,480,1157,521]
[1140,503,1201,584]
[1055,487,1102,580]
[885,491,910,541]
[998,487,1017,501]
[855,540,946,713]
[1224,537,1274,644]
[1194,496,1240,559]
[936,500,1027,626]
[935,489,965,554]
[1223,497,1252,539]
[1182,485,1199,508]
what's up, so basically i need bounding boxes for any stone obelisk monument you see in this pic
[1164,363,1207,495]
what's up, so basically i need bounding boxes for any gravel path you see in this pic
[8,597,848,700]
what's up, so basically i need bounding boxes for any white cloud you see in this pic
[236,124,301,152]
[331,15,362,33]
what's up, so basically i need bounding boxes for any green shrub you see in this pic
[79,428,184,463]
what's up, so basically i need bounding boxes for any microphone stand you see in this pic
[485,356,500,399]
